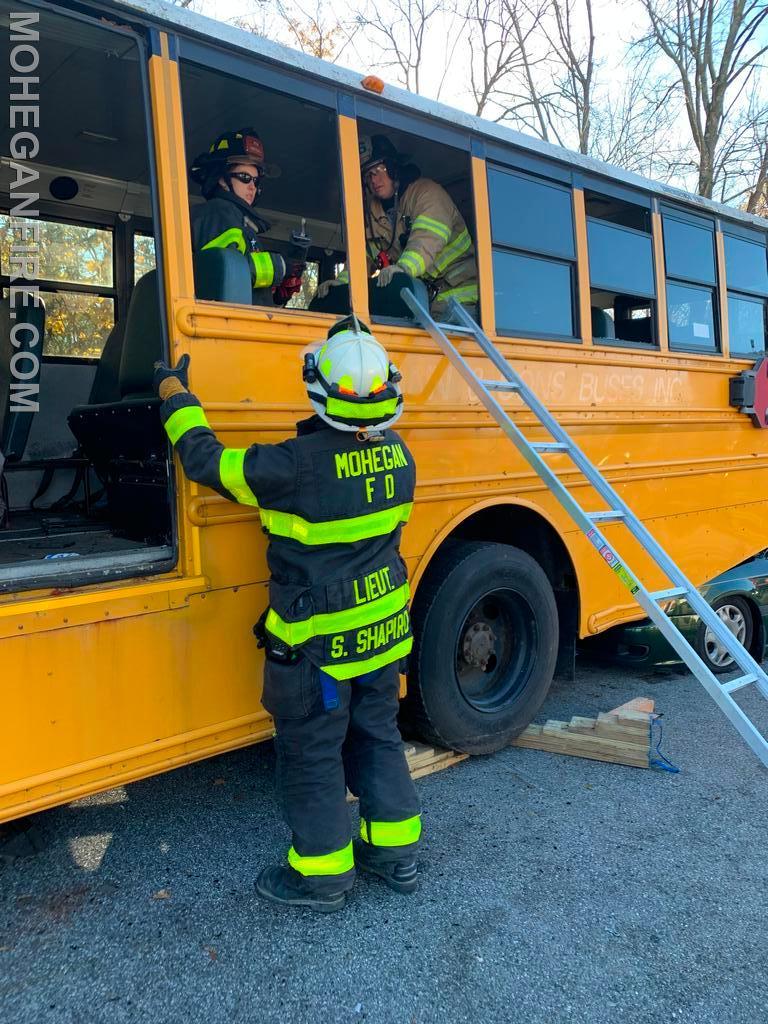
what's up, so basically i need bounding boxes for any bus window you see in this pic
[662,208,719,353]
[321,120,477,324]
[585,192,657,347]
[488,166,577,340]
[179,61,347,312]
[134,232,156,284]
[0,1,171,591]
[724,231,768,359]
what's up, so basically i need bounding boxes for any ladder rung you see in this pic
[722,674,756,694]
[531,442,570,453]
[650,586,689,601]
[434,322,476,336]
[481,379,520,392]
[587,510,626,523]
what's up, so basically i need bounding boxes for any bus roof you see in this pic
[108,0,767,234]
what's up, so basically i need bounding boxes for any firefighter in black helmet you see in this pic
[153,317,421,913]
[189,128,306,306]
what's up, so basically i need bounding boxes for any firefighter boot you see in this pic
[353,838,419,894]
[255,865,348,913]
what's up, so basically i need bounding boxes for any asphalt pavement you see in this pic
[1,658,767,1024]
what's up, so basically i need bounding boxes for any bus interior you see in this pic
[0,3,477,592]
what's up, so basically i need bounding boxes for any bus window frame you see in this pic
[487,162,580,344]
[583,188,659,352]
[0,208,155,362]
[660,203,722,356]
[0,0,177,593]
[721,224,768,362]
[175,44,355,317]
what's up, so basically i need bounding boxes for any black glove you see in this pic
[153,354,190,396]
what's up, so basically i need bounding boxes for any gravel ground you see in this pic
[1,659,767,1024]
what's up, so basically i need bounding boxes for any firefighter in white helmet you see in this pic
[153,316,421,912]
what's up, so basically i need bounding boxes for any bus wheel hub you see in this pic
[463,621,495,670]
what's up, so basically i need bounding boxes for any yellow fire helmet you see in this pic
[303,317,403,432]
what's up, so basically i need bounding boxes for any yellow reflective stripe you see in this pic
[321,636,413,681]
[164,405,211,445]
[219,448,258,507]
[433,229,472,275]
[259,502,412,545]
[439,283,479,303]
[411,215,450,242]
[398,250,425,277]
[265,582,410,647]
[325,396,399,420]
[288,840,354,877]
[360,814,422,847]
[251,250,274,287]
[202,227,246,254]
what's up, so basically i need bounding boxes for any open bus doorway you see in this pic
[0,1,174,592]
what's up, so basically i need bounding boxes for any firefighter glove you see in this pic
[317,278,345,299]
[376,263,410,288]
[154,354,191,401]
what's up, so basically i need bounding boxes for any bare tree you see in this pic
[590,66,679,179]
[532,0,596,154]
[353,0,458,95]
[273,0,350,60]
[635,0,768,198]
[233,1,354,62]
[463,0,598,154]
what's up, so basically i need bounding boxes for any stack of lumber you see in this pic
[510,697,656,768]
[404,741,468,780]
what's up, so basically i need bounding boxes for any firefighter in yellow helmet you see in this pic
[190,128,307,307]
[153,317,421,912]
[318,134,478,320]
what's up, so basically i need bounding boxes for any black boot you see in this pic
[255,865,348,913]
[353,838,419,894]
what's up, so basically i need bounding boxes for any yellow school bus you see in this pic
[2,0,767,824]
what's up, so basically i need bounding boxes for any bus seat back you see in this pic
[591,306,615,340]
[193,248,252,304]
[88,319,125,406]
[119,270,163,400]
[0,292,45,462]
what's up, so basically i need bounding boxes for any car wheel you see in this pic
[694,596,753,674]
[407,541,559,754]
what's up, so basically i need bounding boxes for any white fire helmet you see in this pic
[303,318,403,432]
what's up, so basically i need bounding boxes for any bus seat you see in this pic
[591,306,615,340]
[0,292,46,462]
[614,295,653,345]
[67,271,169,542]
[193,248,252,304]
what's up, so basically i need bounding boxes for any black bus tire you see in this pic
[407,540,559,754]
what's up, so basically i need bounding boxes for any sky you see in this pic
[187,0,650,113]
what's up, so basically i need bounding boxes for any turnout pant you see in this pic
[262,658,422,894]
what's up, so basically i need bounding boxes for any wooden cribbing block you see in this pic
[347,741,468,800]
[510,698,656,768]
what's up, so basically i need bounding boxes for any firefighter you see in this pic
[318,134,478,320]
[189,128,306,307]
[153,318,421,913]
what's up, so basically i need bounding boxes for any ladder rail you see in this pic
[403,291,768,765]
[443,298,768,697]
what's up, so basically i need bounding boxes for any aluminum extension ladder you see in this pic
[401,290,768,768]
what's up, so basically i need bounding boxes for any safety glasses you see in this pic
[228,171,260,185]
